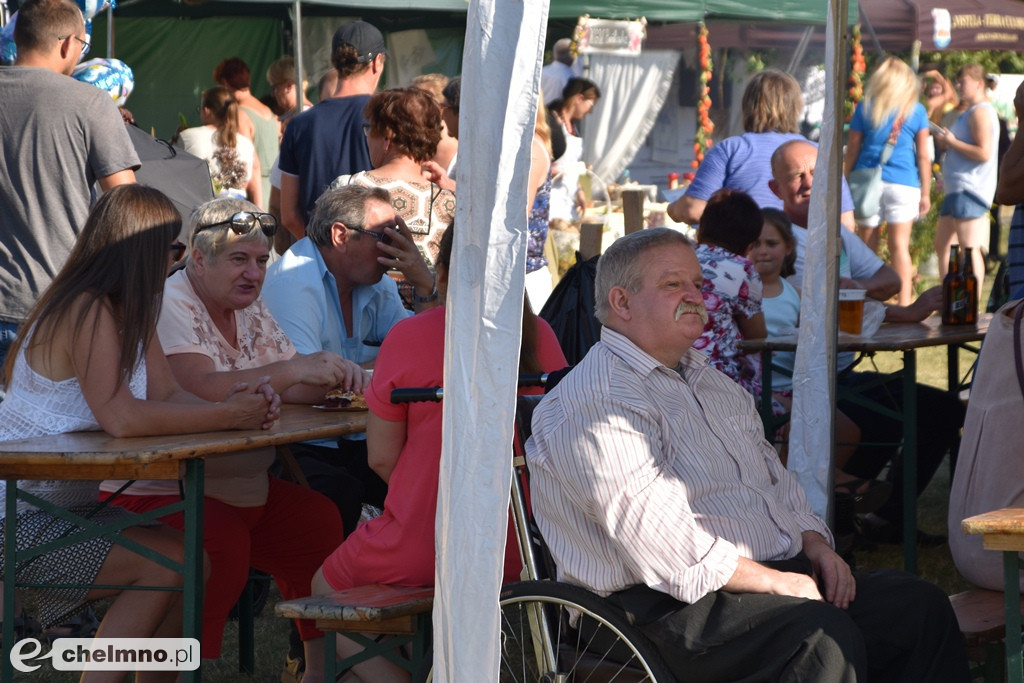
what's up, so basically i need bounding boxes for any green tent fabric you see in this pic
[90,15,283,140]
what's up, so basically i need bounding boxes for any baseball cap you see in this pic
[332,21,386,63]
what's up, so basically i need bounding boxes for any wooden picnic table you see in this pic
[741,314,990,573]
[962,507,1024,683]
[0,404,367,683]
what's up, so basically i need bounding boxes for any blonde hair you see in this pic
[864,56,920,128]
[411,73,449,103]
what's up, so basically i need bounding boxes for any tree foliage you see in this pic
[920,50,1024,77]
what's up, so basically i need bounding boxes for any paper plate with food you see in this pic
[314,388,368,411]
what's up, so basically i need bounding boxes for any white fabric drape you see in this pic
[789,0,847,520]
[582,50,680,185]
[432,0,548,678]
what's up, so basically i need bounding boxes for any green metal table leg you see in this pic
[947,343,959,396]
[902,349,918,574]
[3,479,18,683]
[1005,550,1022,683]
[182,457,205,683]
[237,577,254,673]
[325,629,337,682]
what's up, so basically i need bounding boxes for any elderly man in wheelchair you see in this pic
[525,228,971,683]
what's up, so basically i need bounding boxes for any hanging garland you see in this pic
[692,22,714,170]
[845,24,865,122]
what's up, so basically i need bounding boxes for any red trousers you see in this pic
[105,476,344,658]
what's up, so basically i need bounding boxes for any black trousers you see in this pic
[837,371,966,524]
[606,560,970,682]
[272,440,388,536]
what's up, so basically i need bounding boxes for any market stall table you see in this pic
[740,314,990,573]
[962,507,1024,683]
[0,404,367,683]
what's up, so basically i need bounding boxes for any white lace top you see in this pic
[0,335,147,514]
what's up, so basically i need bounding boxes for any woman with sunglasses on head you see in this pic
[0,185,276,682]
[99,197,364,666]
[175,85,263,207]
[329,86,455,266]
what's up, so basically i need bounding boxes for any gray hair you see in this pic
[307,185,391,247]
[189,197,273,258]
[594,228,694,325]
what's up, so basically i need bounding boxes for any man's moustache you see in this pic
[675,302,709,325]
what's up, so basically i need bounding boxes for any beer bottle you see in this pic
[942,244,966,325]
[962,246,978,324]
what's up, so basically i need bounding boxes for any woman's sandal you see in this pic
[834,478,893,514]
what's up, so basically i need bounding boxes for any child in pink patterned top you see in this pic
[692,189,767,398]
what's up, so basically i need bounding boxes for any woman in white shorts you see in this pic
[844,56,932,305]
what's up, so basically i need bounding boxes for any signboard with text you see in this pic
[574,16,646,56]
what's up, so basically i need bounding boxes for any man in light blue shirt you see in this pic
[263,184,438,534]
[264,184,438,366]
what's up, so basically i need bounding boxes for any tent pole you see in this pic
[785,26,815,74]
[825,0,849,527]
[858,1,884,57]
[107,3,114,58]
[292,0,303,118]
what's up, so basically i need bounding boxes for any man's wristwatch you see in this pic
[412,282,439,304]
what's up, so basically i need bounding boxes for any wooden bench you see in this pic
[951,588,1024,683]
[275,584,434,680]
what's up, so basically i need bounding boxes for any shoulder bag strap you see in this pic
[878,115,905,166]
[1015,302,1024,402]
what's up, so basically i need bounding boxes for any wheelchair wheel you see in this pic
[497,580,674,682]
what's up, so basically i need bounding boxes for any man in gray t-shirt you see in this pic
[0,0,140,365]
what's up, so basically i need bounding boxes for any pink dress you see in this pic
[692,243,764,398]
[320,305,567,589]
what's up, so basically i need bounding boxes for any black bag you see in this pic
[539,252,601,365]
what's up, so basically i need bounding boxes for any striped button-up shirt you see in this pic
[526,327,832,605]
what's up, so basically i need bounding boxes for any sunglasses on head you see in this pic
[169,241,187,263]
[194,211,278,238]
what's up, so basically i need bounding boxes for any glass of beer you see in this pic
[838,289,866,335]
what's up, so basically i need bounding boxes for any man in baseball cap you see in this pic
[332,20,387,63]
[278,20,387,238]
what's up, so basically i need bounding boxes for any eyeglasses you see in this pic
[194,211,278,237]
[169,242,187,263]
[362,123,372,138]
[58,34,90,57]
[346,223,395,245]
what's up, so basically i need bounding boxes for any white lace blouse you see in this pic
[0,336,147,513]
